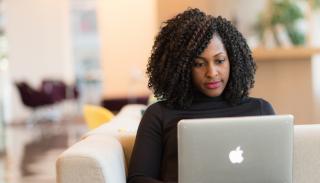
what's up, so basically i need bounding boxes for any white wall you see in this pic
[158,0,267,38]
[209,0,267,38]
[4,0,73,122]
[158,0,211,25]
[311,11,320,122]
[97,0,157,98]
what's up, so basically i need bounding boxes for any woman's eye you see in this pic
[216,59,225,64]
[194,62,205,67]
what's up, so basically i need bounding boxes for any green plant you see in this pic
[256,0,306,46]
[272,0,305,45]
[271,0,304,25]
[308,0,320,9]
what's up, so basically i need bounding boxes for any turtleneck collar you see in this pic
[184,90,230,111]
[192,90,224,103]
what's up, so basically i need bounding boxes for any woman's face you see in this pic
[192,34,230,97]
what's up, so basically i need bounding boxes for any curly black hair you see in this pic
[146,8,256,109]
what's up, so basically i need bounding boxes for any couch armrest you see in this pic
[56,135,127,183]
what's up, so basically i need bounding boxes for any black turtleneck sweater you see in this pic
[127,94,275,183]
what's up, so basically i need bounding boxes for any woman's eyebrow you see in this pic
[197,52,225,59]
[195,56,206,61]
[214,52,225,57]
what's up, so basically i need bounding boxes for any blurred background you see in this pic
[0,0,320,182]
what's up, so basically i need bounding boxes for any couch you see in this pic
[56,104,320,183]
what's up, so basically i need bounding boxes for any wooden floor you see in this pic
[0,115,87,183]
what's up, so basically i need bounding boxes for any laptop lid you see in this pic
[178,115,294,183]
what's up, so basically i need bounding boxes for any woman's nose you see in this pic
[206,65,218,78]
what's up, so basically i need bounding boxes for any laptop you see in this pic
[177,115,294,183]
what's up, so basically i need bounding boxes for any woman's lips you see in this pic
[205,81,221,89]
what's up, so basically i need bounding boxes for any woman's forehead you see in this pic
[210,34,225,50]
[198,35,227,57]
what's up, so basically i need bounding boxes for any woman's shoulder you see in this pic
[244,97,275,115]
[146,100,166,112]
[142,101,169,118]
[144,100,180,120]
[244,97,269,104]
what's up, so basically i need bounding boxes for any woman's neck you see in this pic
[192,90,224,103]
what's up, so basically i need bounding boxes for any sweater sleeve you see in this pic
[128,103,175,183]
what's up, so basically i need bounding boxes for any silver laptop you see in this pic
[178,115,294,183]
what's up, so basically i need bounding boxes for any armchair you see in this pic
[56,106,320,183]
[56,104,145,183]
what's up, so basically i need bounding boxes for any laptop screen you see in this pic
[178,115,293,183]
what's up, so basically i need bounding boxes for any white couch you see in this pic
[56,104,320,183]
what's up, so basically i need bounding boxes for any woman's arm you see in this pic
[128,104,175,183]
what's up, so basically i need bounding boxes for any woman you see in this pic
[128,8,275,183]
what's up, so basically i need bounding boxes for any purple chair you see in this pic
[41,79,79,101]
[15,81,62,124]
[41,80,67,102]
[15,81,56,108]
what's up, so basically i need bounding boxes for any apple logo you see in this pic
[229,146,244,164]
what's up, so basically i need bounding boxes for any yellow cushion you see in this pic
[83,105,114,129]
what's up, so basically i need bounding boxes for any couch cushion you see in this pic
[294,124,320,183]
[84,104,147,138]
